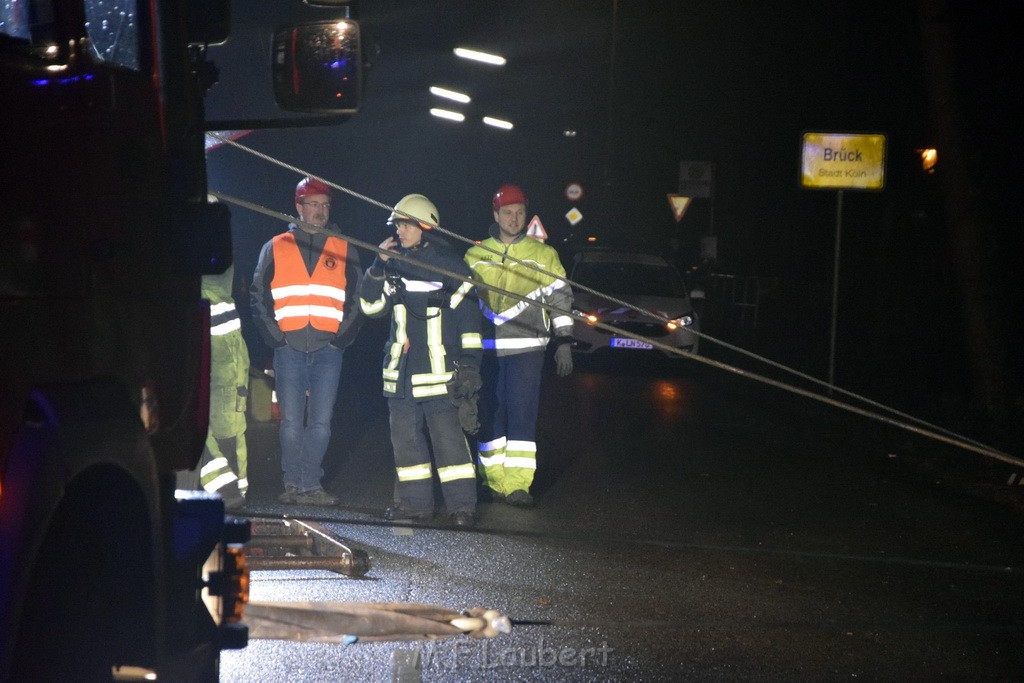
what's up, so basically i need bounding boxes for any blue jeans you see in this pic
[274,344,343,492]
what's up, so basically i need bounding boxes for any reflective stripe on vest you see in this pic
[270,233,349,333]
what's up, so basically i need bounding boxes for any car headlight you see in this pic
[666,315,693,331]
[573,309,600,325]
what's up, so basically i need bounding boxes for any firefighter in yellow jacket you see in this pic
[201,264,249,508]
[464,184,574,508]
[177,264,249,510]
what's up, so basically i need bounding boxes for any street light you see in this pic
[917,147,938,173]
[429,86,471,104]
[482,116,513,130]
[430,108,465,122]
[453,47,506,66]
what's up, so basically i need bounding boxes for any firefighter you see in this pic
[359,194,482,526]
[464,184,574,507]
[201,264,249,508]
[177,265,249,510]
[250,177,363,506]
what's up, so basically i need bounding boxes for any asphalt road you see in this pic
[223,343,1024,681]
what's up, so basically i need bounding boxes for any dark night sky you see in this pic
[206,1,991,263]
[205,1,1022,436]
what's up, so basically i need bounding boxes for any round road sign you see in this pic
[565,183,583,202]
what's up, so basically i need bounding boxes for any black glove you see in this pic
[448,364,482,398]
[554,343,573,377]
[446,364,482,434]
[369,255,388,275]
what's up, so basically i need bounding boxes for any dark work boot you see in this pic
[505,490,534,508]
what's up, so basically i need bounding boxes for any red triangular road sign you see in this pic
[667,194,692,222]
[526,215,548,241]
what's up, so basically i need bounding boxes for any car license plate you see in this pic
[610,337,653,350]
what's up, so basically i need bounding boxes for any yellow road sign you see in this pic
[667,194,692,222]
[801,132,886,191]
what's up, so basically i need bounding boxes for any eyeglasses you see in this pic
[301,201,331,209]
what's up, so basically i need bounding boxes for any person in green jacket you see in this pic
[464,184,574,508]
[178,264,250,510]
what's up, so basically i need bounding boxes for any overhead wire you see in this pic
[205,133,1023,468]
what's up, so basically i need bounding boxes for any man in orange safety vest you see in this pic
[250,177,363,506]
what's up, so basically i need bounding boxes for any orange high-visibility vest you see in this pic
[270,233,349,333]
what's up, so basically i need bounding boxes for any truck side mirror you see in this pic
[271,20,361,114]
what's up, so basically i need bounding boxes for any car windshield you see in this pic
[571,260,686,298]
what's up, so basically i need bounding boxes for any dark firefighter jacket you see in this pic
[358,239,483,399]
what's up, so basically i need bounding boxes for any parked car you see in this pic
[567,247,700,357]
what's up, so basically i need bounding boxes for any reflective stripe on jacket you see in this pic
[464,228,573,355]
[270,233,349,333]
[210,300,241,336]
[202,267,249,439]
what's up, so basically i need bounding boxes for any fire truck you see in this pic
[0,1,360,679]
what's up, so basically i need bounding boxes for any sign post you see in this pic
[829,189,844,392]
[801,132,886,390]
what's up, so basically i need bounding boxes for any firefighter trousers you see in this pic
[388,393,477,514]
[476,349,544,495]
[175,434,246,508]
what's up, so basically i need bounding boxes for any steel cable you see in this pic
[205,133,1022,467]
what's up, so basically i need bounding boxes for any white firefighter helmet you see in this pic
[388,194,439,230]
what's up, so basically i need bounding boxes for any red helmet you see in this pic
[492,184,527,211]
[295,177,331,203]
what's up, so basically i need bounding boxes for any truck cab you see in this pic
[0,1,359,679]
